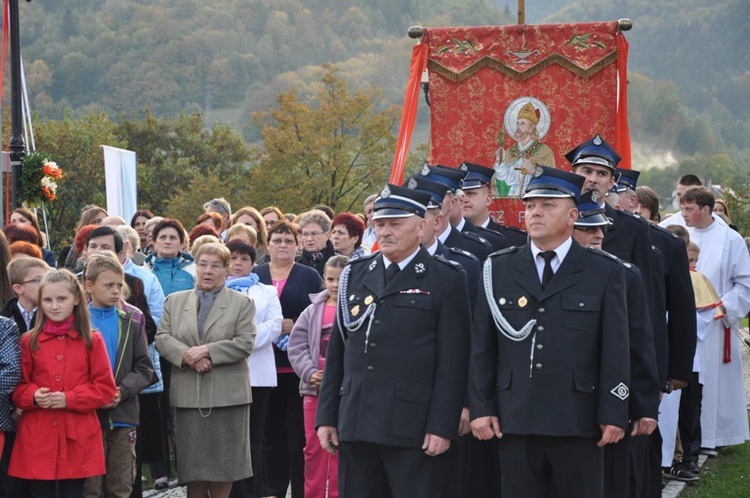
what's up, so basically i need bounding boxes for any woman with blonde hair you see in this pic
[232,207,269,264]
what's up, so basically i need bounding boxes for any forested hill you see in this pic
[12,0,750,163]
[17,0,510,119]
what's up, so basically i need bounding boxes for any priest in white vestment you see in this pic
[680,187,750,449]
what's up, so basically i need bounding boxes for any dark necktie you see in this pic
[540,251,556,290]
[385,263,401,286]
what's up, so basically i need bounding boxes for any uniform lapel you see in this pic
[541,240,584,299]
[361,254,386,300]
[603,204,618,245]
[513,246,542,301]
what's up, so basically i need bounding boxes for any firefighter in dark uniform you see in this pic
[469,166,631,498]
[316,184,472,498]
[459,161,528,247]
[572,189,661,498]
[419,164,495,260]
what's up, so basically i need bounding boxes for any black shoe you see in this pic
[665,461,700,482]
[684,460,700,474]
[153,480,169,491]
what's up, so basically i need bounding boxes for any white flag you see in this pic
[102,145,137,223]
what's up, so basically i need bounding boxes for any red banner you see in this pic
[421,22,630,228]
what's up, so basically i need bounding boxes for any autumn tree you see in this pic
[249,65,399,213]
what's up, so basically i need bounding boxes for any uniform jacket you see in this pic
[486,218,528,247]
[444,225,493,261]
[650,224,697,383]
[602,205,656,320]
[462,218,508,252]
[434,241,480,312]
[469,241,630,438]
[316,247,472,448]
[10,329,117,480]
[95,308,154,428]
[155,286,256,408]
[622,263,660,420]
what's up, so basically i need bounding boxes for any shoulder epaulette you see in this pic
[433,253,461,269]
[616,209,648,223]
[461,230,490,246]
[448,246,479,261]
[350,252,378,264]
[489,246,519,258]
[587,246,622,263]
[650,223,681,240]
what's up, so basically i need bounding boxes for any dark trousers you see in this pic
[604,432,630,498]
[678,373,703,463]
[263,373,304,498]
[498,435,604,498]
[629,435,651,498]
[449,435,500,498]
[27,479,85,498]
[0,431,29,498]
[647,428,663,497]
[339,441,448,498]
[231,387,271,498]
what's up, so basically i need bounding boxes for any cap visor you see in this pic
[372,209,417,220]
[522,188,576,200]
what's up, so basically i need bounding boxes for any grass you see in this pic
[680,440,750,497]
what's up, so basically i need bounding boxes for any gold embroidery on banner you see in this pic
[427,52,618,83]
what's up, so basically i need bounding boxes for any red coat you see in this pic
[9,330,116,480]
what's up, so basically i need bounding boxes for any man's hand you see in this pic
[471,416,502,441]
[597,424,625,447]
[309,370,324,390]
[317,426,339,455]
[666,378,688,393]
[458,407,471,437]
[631,417,657,437]
[422,434,451,457]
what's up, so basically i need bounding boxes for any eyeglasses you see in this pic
[269,238,296,246]
[20,277,43,285]
[300,231,324,238]
[574,226,606,234]
[208,199,229,215]
[331,230,348,237]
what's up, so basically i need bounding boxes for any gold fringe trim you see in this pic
[427,52,618,83]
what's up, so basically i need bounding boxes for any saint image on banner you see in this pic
[494,97,556,197]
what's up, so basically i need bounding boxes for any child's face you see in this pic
[86,270,124,308]
[41,282,80,322]
[324,266,342,300]
[15,267,48,304]
[688,250,699,267]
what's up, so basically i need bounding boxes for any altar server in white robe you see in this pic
[679,186,750,450]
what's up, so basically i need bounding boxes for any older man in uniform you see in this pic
[470,166,630,498]
[573,190,661,497]
[460,161,528,247]
[316,184,472,498]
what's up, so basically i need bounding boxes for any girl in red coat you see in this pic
[9,269,117,498]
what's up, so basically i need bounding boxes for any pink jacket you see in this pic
[288,290,331,396]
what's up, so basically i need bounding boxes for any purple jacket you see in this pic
[288,290,331,396]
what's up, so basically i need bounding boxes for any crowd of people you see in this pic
[0,132,747,498]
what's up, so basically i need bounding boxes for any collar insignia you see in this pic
[415,262,425,274]
[368,259,378,271]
